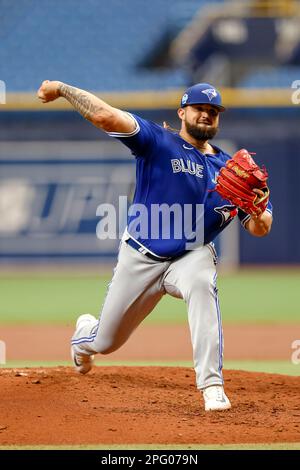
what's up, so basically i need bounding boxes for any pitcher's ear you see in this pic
[177,108,185,120]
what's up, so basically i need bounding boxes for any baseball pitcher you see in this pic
[37,81,273,411]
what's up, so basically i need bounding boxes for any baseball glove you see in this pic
[215,149,270,217]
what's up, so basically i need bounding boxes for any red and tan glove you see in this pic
[215,149,270,217]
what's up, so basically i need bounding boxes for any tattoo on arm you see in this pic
[58,84,104,120]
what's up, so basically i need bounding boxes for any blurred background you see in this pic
[0,0,299,372]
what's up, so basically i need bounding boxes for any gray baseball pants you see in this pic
[71,238,224,389]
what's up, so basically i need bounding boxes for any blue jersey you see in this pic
[108,114,273,257]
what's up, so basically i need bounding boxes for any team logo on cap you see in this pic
[181,93,188,105]
[201,88,217,101]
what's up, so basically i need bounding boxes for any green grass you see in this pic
[1,360,299,376]
[224,360,300,376]
[0,269,300,324]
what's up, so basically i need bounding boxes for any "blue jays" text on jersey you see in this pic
[107,114,273,257]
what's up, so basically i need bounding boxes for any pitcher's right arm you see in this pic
[37,80,136,133]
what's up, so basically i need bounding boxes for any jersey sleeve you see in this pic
[106,113,163,158]
[238,200,273,228]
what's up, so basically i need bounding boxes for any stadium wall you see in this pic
[0,107,298,264]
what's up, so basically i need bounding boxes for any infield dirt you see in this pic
[0,367,300,445]
[1,323,300,446]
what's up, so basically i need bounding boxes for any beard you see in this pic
[185,121,219,141]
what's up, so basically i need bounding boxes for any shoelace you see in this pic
[205,387,223,401]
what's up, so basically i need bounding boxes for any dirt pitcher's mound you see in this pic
[0,367,300,446]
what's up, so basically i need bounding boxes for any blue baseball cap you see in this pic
[180,83,226,112]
